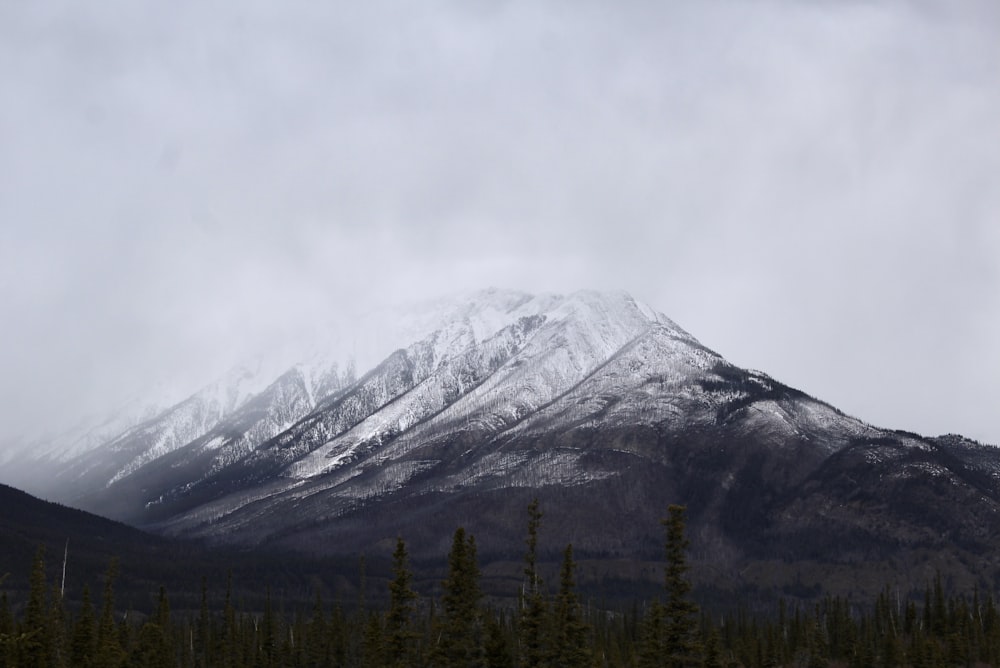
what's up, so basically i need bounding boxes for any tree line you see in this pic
[4,501,1000,667]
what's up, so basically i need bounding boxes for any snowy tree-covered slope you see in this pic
[143,294,879,543]
[12,288,1000,595]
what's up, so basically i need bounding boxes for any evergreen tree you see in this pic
[130,585,173,668]
[218,572,237,668]
[435,527,485,667]
[485,610,514,668]
[931,573,947,637]
[360,611,384,668]
[70,584,96,668]
[21,547,51,668]
[385,536,418,667]
[638,601,665,668]
[259,586,279,668]
[95,559,125,668]
[195,576,210,668]
[328,602,348,668]
[662,505,701,667]
[702,626,723,668]
[0,590,14,668]
[550,544,590,668]
[304,590,328,668]
[806,605,827,668]
[519,499,548,668]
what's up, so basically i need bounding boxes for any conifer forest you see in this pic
[4,502,1000,667]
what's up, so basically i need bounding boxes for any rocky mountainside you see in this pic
[9,289,1000,597]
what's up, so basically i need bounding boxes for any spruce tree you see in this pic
[0,590,14,668]
[806,605,827,668]
[702,626,723,668]
[218,572,237,668]
[329,601,348,667]
[385,536,418,667]
[259,586,278,668]
[519,499,548,668]
[70,584,96,668]
[195,577,210,668]
[932,573,947,637]
[146,585,173,668]
[436,527,485,667]
[22,546,50,668]
[551,544,590,668]
[305,590,328,668]
[360,611,384,668]
[662,504,701,667]
[95,559,125,668]
[484,610,514,668]
[638,601,665,668]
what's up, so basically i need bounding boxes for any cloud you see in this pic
[0,0,997,444]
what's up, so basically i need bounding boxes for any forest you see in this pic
[3,501,1000,668]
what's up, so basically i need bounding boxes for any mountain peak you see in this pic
[9,288,999,601]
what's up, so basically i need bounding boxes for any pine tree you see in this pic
[932,573,947,637]
[217,572,237,668]
[194,576,210,668]
[0,590,14,668]
[485,610,514,668]
[360,611,384,668]
[328,601,348,668]
[136,585,174,668]
[385,536,418,667]
[662,505,701,668]
[519,499,548,668]
[806,605,827,668]
[304,590,328,668]
[638,601,665,668]
[22,546,51,668]
[70,584,96,668]
[435,527,485,667]
[550,544,590,668]
[95,559,125,668]
[259,586,278,668]
[702,626,723,668]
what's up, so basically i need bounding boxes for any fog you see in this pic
[1,0,997,447]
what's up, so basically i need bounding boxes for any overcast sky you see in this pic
[1,0,998,447]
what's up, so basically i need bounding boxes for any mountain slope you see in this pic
[0,482,379,614]
[0,481,173,599]
[9,289,1000,598]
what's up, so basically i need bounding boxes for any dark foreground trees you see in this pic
[434,527,484,666]
[6,502,1000,667]
[638,504,702,668]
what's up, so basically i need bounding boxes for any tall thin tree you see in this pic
[551,544,591,668]
[435,527,485,667]
[662,505,701,668]
[519,499,549,668]
[385,537,418,667]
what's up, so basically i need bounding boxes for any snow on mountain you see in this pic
[10,287,1000,599]
[15,288,928,539]
[0,383,182,470]
[131,290,782,534]
[98,359,286,484]
[281,291,677,478]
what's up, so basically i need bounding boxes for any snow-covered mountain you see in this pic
[10,289,1000,596]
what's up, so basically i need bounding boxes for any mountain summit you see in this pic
[8,289,1000,596]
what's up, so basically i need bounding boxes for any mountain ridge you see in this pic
[4,288,999,598]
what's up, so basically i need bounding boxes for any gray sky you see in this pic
[1,0,998,447]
